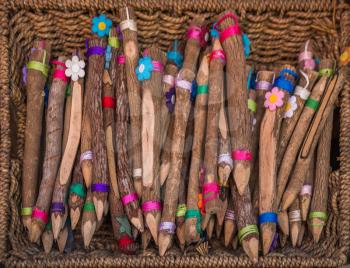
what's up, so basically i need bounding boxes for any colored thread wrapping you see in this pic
[120,19,137,32]
[289,209,301,222]
[83,202,95,212]
[121,192,138,206]
[102,96,116,109]
[51,202,65,213]
[159,221,176,234]
[163,74,175,87]
[209,49,226,64]
[141,201,161,212]
[197,84,208,94]
[202,182,219,205]
[225,209,235,220]
[300,184,313,195]
[27,60,49,77]
[274,77,294,94]
[255,80,272,91]
[176,204,187,217]
[238,224,259,243]
[32,207,48,224]
[280,68,299,79]
[185,209,202,234]
[176,77,192,92]
[259,212,277,225]
[319,68,333,77]
[214,13,241,43]
[86,45,105,58]
[80,150,93,163]
[248,99,257,113]
[117,55,126,64]
[21,207,32,216]
[232,150,252,161]
[305,98,319,111]
[294,86,310,100]
[118,234,134,249]
[53,69,68,82]
[309,211,328,221]
[218,153,233,168]
[91,183,110,193]
[105,46,112,69]
[132,168,142,178]
[152,61,164,72]
[187,26,208,47]
[108,36,119,48]
[69,183,86,198]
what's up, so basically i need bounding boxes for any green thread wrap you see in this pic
[83,202,95,212]
[66,85,71,97]
[108,36,120,48]
[21,207,32,216]
[27,60,49,77]
[185,209,202,234]
[305,98,319,111]
[197,84,208,94]
[319,68,333,77]
[70,183,86,198]
[248,99,257,113]
[176,204,187,217]
[46,221,52,231]
[309,211,327,221]
[238,224,259,243]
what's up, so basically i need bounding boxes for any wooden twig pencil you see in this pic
[231,182,259,263]
[201,40,226,229]
[29,56,68,243]
[297,222,306,247]
[22,40,51,230]
[103,28,120,205]
[85,38,109,221]
[215,12,252,195]
[81,190,97,247]
[119,7,142,196]
[224,191,237,247]
[159,17,207,256]
[140,46,166,243]
[159,116,174,186]
[184,51,209,244]
[57,224,68,253]
[288,198,302,247]
[42,221,53,254]
[115,51,144,232]
[68,152,86,230]
[259,65,298,254]
[276,59,334,231]
[277,69,319,168]
[309,110,333,242]
[299,153,315,221]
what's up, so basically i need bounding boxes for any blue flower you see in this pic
[136,56,153,81]
[92,14,112,38]
[210,27,219,39]
[242,33,251,58]
[167,40,183,68]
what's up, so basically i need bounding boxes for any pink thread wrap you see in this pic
[117,55,125,64]
[300,184,313,196]
[141,201,161,212]
[121,192,138,206]
[32,207,48,224]
[152,60,164,72]
[202,182,219,205]
[232,150,252,161]
[187,26,208,47]
[214,13,241,43]
[210,49,226,65]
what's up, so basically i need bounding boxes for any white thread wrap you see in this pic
[300,184,313,195]
[133,168,142,178]
[289,209,301,222]
[218,153,233,168]
[294,86,310,100]
[163,74,175,87]
[80,151,93,163]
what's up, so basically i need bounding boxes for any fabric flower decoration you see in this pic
[264,87,284,111]
[65,56,85,82]
[136,56,153,81]
[92,14,112,37]
[284,96,298,118]
[165,87,175,113]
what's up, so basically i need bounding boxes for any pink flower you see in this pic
[264,87,285,111]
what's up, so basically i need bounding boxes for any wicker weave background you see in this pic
[1,0,350,266]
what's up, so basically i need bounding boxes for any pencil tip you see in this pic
[93,197,104,221]
[51,214,63,239]
[70,208,81,230]
[158,232,172,256]
[278,211,290,235]
[145,213,160,243]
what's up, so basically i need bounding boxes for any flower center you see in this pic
[285,102,291,112]
[269,94,278,103]
[139,64,145,73]
[98,22,106,30]
[72,64,79,73]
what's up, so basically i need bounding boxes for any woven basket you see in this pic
[2,0,350,266]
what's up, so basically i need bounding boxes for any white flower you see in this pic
[284,96,298,118]
[65,56,85,82]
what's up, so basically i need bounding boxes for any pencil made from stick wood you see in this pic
[115,51,144,232]
[223,189,237,247]
[215,12,252,195]
[297,222,306,247]
[42,221,53,254]
[281,67,346,211]
[184,52,209,244]
[68,152,86,230]
[103,28,120,206]
[231,181,259,263]
[201,40,226,229]
[119,7,142,197]
[140,46,167,244]
[279,60,337,211]
[159,17,207,256]
[29,56,68,243]
[176,106,194,250]
[308,110,333,243]
[57,222,69,253]
[159,116,174,186]
[85,38,109,221]
[51,62,84,238]
[81,190,96,247]
[259,65,298,255]
[109,179,138,254]
[299,153,315,221]
[288,198,302,247]
[251,70,275,217]
[277,69,319,168]
[22,40,51,230]
[160,41,183,150]
[276,59,334,233]
[247,88,256,193]
[63,86,72,154]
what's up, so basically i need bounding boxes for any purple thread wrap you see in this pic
[142,201,162,212]
[165,87,176,112]
[159,221,176,234]
[51,202,65,213]
[22,66,27,84]
[269,232,279,253]
[86,39,105,58]
[255,80,272,91]
[91,183,110,193]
